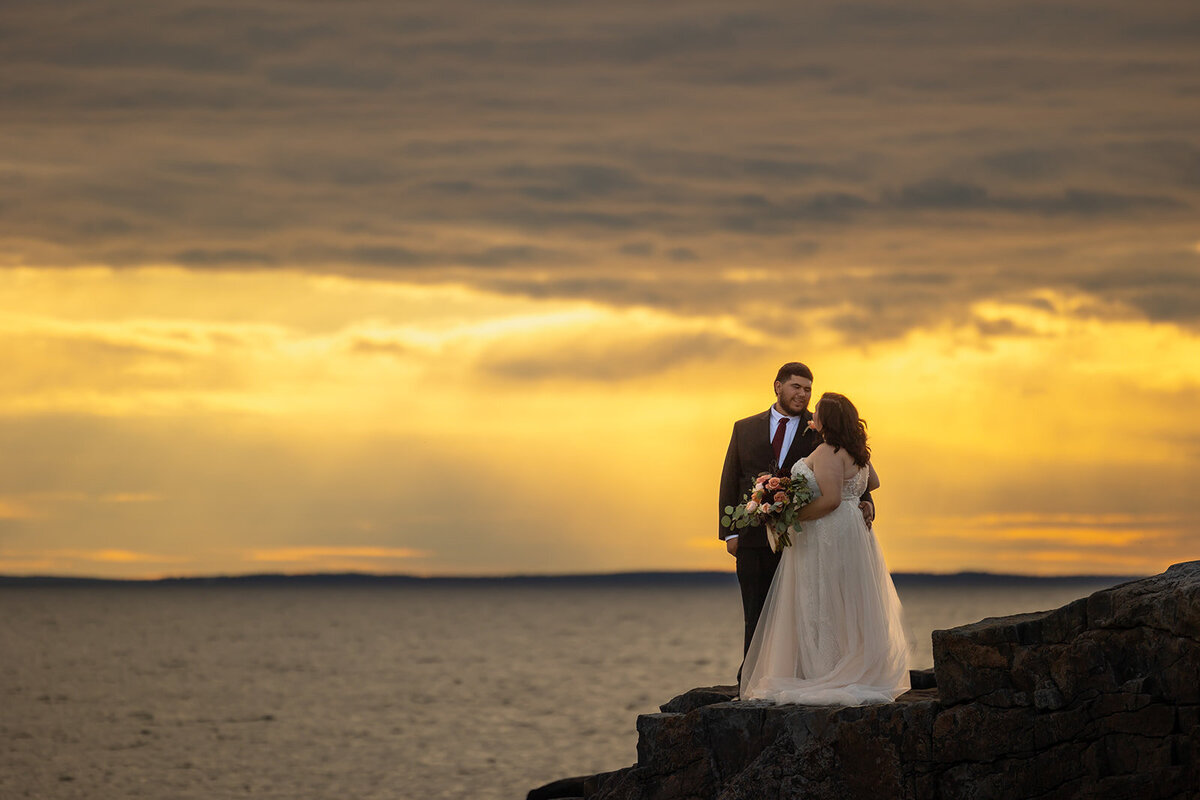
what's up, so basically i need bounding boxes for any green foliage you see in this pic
[720,470,817,548]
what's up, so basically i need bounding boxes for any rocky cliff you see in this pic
[530,561,1200,800]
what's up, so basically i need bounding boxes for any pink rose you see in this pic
[756,475,769,485]
[773,491,788,504]
[744,500,758,514]
[766,477,781,490]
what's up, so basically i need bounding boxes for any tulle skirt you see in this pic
[740,499,910,705]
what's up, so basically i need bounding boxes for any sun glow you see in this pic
[0,269,1197,578]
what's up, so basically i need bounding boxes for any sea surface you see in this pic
[0,575,1130,800]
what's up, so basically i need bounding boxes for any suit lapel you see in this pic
[750,409,774,468]
[782,409,816,465]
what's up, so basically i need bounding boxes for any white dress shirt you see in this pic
[768,406,801,468]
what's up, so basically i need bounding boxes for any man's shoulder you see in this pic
[733,409,772,429]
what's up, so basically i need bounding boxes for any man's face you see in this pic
[774,374,813,416]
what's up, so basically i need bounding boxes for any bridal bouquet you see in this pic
[722,472,816,551]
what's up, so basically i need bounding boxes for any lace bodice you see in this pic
[843,465,869,500]
[792,459,869,501]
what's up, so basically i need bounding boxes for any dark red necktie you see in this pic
[772,417,789,466]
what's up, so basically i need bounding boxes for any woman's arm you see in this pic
[794,446,843,521]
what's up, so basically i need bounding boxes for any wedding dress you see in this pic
[740,459,910,705]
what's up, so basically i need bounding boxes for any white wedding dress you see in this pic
[740,459,910,705]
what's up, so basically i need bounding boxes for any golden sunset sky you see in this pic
[1,0,1197,578]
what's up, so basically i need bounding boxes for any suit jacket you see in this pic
[718,408,872,550]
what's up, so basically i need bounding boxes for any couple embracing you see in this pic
[719,362,910,705]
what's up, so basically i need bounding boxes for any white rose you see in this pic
[744,500,758,514]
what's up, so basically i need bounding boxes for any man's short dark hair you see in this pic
[775,361,813,384]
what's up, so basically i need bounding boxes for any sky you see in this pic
[1,0,1198,578]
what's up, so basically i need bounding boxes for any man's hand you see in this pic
[725,536,739,557]
[858,500,875,529]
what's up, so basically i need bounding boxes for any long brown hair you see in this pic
[814,392,870,467]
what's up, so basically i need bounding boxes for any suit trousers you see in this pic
[735,546,782,680]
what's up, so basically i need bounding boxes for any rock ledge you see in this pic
[530,561,1200,800]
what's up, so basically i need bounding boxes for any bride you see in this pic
[739,392,910,705]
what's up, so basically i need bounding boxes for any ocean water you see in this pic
[0,577,1127,800]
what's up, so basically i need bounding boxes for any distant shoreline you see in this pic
[0,570,1142,588]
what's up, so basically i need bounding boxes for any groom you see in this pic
[718,362,874,672]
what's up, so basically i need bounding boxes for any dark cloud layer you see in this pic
[483,329,760,382]
[2,0,1199,337]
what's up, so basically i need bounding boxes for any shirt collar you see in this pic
[770,406,813,429]
[770,406,798,425]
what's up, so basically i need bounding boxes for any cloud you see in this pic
[484,328,762,381]
[264,62,398,91]
[247,546,429,563]
[885,179,1187,216]
[934,512,1188,530]
[666,247,700,262]
[979,147,1076,180]
[175,248,279,267]
[619,241,655,256]
[0,499,38,520]
[900,512,1196,576]
[73,549,190,564]
[476,274,686,310]
[502,163,645,201]
[348,337,408,357]
[30,32,254,74]
[0,314,283,406]
[2,0,1199,338]
[1074,254,1200,324]
[972,317,1040,338]
[99,493,161,504]
[0,548,191,564]
[717,191,872,232]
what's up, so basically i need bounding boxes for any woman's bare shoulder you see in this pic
[808,442,836,460]
[809,443,845,468]
[812,443,856,473]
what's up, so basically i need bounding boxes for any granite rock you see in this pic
[529,561,1200,800]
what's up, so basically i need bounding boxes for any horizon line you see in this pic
[0,568,1146,585]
